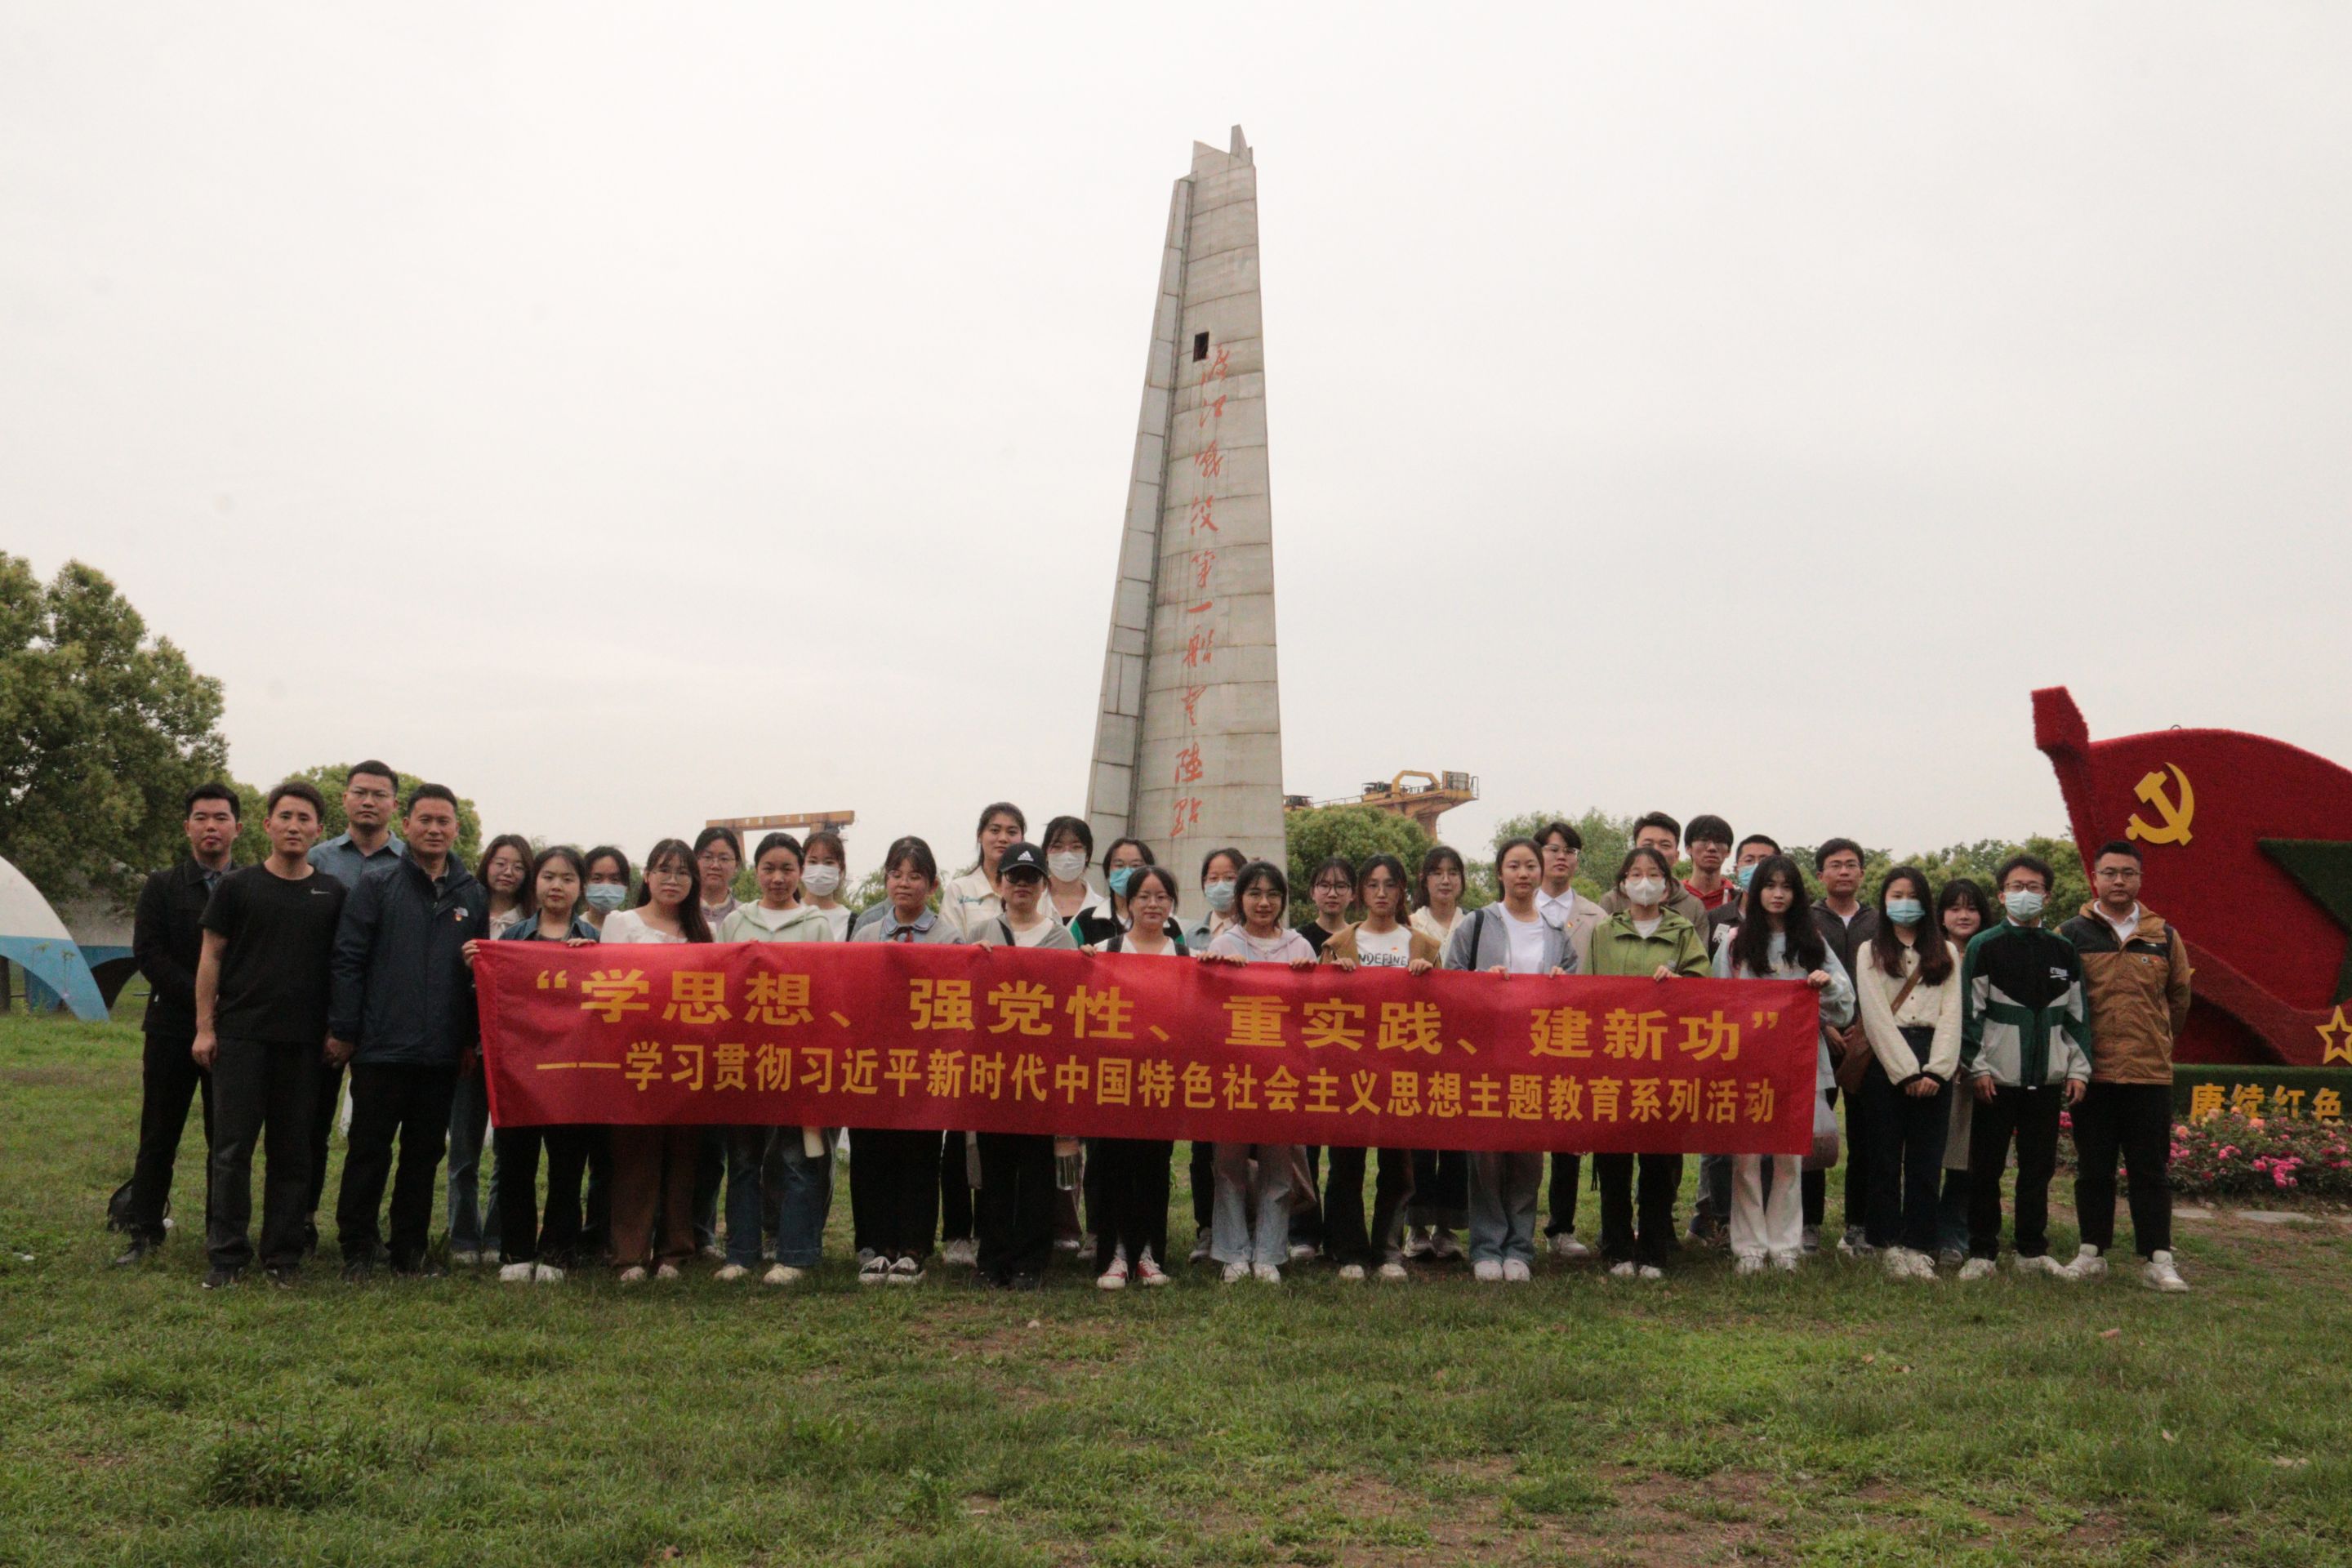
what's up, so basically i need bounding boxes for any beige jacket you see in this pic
[1852,937,1965,1085]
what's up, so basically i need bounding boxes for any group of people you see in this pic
[109,767,2197,1295]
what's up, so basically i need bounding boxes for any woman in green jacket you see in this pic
[1584,846,1712,1278]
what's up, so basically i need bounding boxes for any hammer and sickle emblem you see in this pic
[2125,764,2195,845]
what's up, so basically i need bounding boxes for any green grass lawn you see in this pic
[3,1011,2350,1567]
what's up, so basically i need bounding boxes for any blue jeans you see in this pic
[1468,1150,1544,1265]
[445,1068,500,1255]
[727,1127,832,1267]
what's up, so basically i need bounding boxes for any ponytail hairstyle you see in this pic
[1729,853,1824,978]
[964,802,1027,875]
[637,838,715,942]
[1870,866,1953,985]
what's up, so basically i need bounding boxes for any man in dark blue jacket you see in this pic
[112,783,242,1264]
[326,784,488,1277]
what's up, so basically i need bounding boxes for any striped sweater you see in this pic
[1958,921,2093,1088]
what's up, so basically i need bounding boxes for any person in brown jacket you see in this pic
[2056,841,2194,1292]
[1319,854,1437,1279]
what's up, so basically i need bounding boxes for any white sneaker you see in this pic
[1337,1263,1365,1281]
[888,1255,924,1285]
[1189,1234,1214,1264]
[942,1238,978,1267]
[2011,1253,2062,1276]
[1287,1241,1317,1263]
[1958,1257,1997,1281]
[699,1244,724,1263]
[1734,1254,1766,1276]
[497,1261,535,1283]
[1501,1259,1531,1284]
[2143,1250,2189,1293]
[763,1264,803,1286]
[1607,1260,1637,1278]
[1472,1258,1503,1282]
[1222,1261,1251,1284]
[1548,1233,1591,1260]
[1771,1251,1801,1272]
[858,1255,890,1286]
[1377,1261,1408,1281]
[655,1263,681,1281]
[1401,1227,1432,1260]
[532,1263,565,1284]
[1428,1230,1463,1262]
[2061,1245,2106,1281]
[1637,1264,1664,1281]
[1883,1247,1923,1280]
[1837,1230,1877,1258]
[1252,1263,1282,1284]
[1135,1249,1169,1287]
[617,1265,648,1285]
[1098,1254,1129,1291]
[450,1250,480,1268]
[714,1263,749,1282]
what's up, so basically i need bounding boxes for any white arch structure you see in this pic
[0,854,109,1022]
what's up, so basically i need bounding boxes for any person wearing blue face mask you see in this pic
[1852,868,1964,1277]
[1183,845,1247,1263]
[1068,836,1173,947]
[1956,854,2092,1281]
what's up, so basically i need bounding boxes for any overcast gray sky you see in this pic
[7,4,2350,875]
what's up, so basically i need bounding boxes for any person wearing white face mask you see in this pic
[798,830,855,941]
[1585,847,1713,1278]
[1039,815,1110,929]
[1955,853,2092,1281]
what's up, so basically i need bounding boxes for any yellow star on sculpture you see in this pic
[2320,1005,2352,1067]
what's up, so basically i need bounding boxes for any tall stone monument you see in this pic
[1084,127,1287,875]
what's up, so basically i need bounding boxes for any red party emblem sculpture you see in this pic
[2036,687,2352,1067]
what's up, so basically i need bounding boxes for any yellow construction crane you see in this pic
[1284,771,1478,834]
[704,809,857,837]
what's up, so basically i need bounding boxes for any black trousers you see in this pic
[336,1061,459,1267]
[853,1127,939,1259]
[1292,1146,1325,1244]
[975,1131,1056,1282]
[496,1124,597,1265]
[306,1059,344,1230]
[691,1126,725,1250]
[1325,1146,1414,1265]
[127,1030,212,1244]
[582,1129,612,1257]
[1407,1148,1468,1228]
[1842,1081,1872,1233]
[1967,1083,2064,1260]
[1858,1059,1949,1253]
[1544,1152,1582,1236]
[1093,1138,1172,1272]
[206,1037,319,1272]
[1594,1152,1683,1266]
[939,1129,974,1243]
[2072,1081,2172,1256]
[1188,1141,1215,1231]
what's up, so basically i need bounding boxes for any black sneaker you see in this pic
[341,1255,377,1284]
[303,1220,320,1259]
[264,1264,299,1290]
[201,1265,243,1290]
[112,1237,160,1267]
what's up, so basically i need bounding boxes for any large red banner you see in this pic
[475,942,1820,1154]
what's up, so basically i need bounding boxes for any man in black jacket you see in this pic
[327,784,489,1277]
[113,782,241,1266]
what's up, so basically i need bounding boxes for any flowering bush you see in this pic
[2158,1111,2352,1199]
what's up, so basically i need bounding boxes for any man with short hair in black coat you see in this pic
[113,782,242,1266]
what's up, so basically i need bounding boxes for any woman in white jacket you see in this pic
[1851,866,1964,1279]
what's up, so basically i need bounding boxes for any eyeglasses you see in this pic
[2095,866,2141,880]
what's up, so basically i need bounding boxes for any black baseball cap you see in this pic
[997,842,1047,881]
